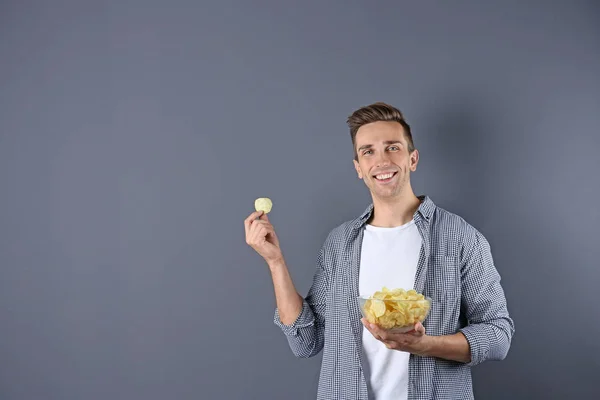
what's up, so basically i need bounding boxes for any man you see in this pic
[244,102,514,399]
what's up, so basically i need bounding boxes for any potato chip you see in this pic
[370,300,386,318]
[363,300,376,323]
[254,197,273,214]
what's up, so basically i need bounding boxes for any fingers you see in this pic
[244,211,264,236]
[362,319,387,339]
[245,210,263,224]
[367,326,396,349]
[249,220,275,239]
[249,220,267,244]
[361,318,386,341]
[413,322,425,336]
[250,225,267,247]
[244,211,273,236]
[361,318,424,346]
[259,212,270,222]
[251,219,272,228]
[384,341,399,350]
[249,219,277,247]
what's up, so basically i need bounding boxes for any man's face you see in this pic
[352,121,419,200]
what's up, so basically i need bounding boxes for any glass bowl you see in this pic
[358,295,432,333]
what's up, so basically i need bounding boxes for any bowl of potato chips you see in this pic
[358,287,432,332]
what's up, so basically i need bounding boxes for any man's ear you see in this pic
[409,149,419,171]
[353,159,363,179]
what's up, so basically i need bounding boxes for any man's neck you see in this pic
[368,192,422,228]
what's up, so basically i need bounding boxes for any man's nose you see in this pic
[376,152,391,167]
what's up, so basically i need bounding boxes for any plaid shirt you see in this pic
[274,196,515,399]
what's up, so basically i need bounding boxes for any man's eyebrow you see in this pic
[357,141,402,151]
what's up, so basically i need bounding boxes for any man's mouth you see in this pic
[373,171,397,183]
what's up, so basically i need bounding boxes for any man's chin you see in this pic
[370,187,401,199]
[364,180,403,196]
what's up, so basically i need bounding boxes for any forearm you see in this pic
[459,318,513,365]
[422,332,471,363]
[458,229,515,365]
[268,259,303,325]
[270,245,330,358]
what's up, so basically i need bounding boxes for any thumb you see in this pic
[260,213,270,221]
[414,322,425,335]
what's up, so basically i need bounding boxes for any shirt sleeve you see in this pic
[273,236,331,358]
[458,229,515,366]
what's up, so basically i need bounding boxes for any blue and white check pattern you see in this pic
[274,196,515,400]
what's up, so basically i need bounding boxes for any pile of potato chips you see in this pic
[361,287,431,330]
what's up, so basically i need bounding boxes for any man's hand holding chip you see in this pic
[245,199,304,326]
[244,210,284,267]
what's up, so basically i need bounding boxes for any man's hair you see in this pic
[346,102,415,160]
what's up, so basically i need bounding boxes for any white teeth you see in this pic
[375,173,394,180]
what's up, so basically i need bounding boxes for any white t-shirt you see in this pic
[359,219,422,400]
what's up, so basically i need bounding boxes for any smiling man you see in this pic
[245,102,515,400]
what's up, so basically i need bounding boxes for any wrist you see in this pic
[267,257,286,271]
[418,334,437,357]
[415,333,471,363]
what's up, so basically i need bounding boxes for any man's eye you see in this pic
[388,146,399,151]
[363,150,373,155]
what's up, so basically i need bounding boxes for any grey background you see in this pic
[1,0,598,399]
